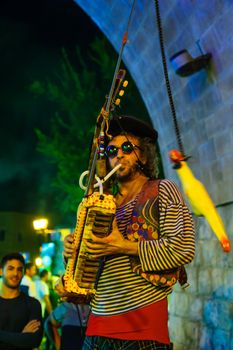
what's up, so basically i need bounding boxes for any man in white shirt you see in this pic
[20,262,37,298]
[35,269,53,318]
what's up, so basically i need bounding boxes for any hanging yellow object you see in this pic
[169,149,231,253]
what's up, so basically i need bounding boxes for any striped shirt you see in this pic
[91,179,195,316]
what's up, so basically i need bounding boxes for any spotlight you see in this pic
[170,49,212,77]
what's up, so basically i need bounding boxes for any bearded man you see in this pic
[63,115,195,350]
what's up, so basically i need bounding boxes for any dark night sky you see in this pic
[0,0,99,224]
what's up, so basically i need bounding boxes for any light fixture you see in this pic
[35,256,43,267]
[33,218,48,231]
[170,49,212,77]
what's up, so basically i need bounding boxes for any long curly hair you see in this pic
[105,133,159,195]
[138,136,159,179]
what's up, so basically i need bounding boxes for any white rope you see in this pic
[79,164,122,192]
[79,170,89,190]
[95,175,103,196]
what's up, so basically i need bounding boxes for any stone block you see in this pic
[214,242,233,269]
[198,138,217,165]
[198,269,213,295]
[214,47,233,77]
[171,317,200,350]
[216,175,233,206]
[215,6,233,48]
[212,328,232,350]
[169,315,186,344]
[199,327,214,350]
[205,105,232,138]
[209,159,224,186]
[203,299,232,331]
[189,296,203,321]
[183,321,200,350]
[186,266,198,292]
[170,291,190,317]
[218,72,233,102]
[211,268,225,296]
[223,270,233,300]
[197,217,216,241]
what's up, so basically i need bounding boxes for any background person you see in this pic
[0,252,43,350]
[20,262,37,298]
[36,269,53,350]
[44,302,90,350]
[36,269,53,319]
[47,274,60,311]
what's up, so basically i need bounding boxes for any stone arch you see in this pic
[74,1,233,349]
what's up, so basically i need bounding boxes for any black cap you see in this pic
[108,115,158,142]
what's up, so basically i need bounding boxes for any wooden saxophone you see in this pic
[61,191,116,303]
[55,68,127,304]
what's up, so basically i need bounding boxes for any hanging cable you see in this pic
[154,0,186,158]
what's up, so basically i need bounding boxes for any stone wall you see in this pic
[74,1,233,349]
[169,204,233,349]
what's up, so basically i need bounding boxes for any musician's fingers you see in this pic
[63,250,73,259]
[84,238,97,248]
[63,233,76,258]
[64,245,74,254]
[64,234,75,248]
[88,232,106,243]
[64,232,74,244]
[85,247,106,259]
[84,239,106,251]
[85,230,123,248]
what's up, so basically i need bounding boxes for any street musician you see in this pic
[63,115,195,350]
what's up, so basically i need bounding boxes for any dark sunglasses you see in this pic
[105,141,142,159]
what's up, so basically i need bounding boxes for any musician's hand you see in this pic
[84,219,138,258]
[63,233,75,259]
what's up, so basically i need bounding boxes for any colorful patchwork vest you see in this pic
[126,179,188,288]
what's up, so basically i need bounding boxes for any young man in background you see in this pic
[0,252,43,350]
